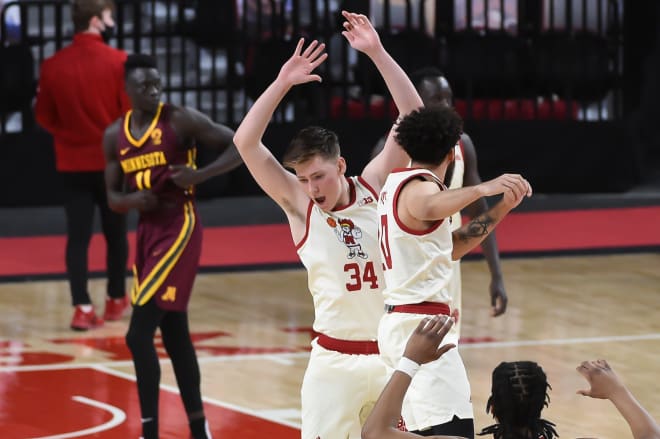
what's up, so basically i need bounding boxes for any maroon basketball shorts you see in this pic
[131,201,202,311]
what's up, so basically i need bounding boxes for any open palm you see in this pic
[341,10,381,54]
[277,38,327,87]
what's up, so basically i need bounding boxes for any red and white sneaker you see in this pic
[70,306,104,331]
[103,296,129,321]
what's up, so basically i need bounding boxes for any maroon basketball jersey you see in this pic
[117,103,202,311]
[117,102,196,211]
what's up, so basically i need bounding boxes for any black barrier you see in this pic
[0,0,640,204]
[0,0,624,135]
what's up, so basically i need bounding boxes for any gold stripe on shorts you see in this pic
[132,201,196,306]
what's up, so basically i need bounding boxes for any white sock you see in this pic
[79,304,93,313]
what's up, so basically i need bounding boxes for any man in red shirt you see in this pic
[35,0,130,330]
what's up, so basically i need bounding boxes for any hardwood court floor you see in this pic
[1,253,659,438]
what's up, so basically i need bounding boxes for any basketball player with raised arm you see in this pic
[377,104,532,437]
[372,67,508,336]
[232,11,423,439]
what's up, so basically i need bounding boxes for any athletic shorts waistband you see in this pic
[316,333,379,355]
[385,301,450,315]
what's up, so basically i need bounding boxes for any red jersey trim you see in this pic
[392,172,445,236]
[294,201,314,250]
[332,176,357,212]
[357,176,378,199]
[123,102,164,147]
[391,167,425,173]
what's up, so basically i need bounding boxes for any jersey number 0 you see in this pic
[379,215,393,271]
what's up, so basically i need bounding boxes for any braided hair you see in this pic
[478,361,558,439]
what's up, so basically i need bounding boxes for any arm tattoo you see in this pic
[456,214,494,243]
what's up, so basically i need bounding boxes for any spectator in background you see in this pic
[35,0,130,330]
[1,0,23,43]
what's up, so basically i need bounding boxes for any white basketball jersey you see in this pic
[377,168,454,305]
[296,176,385,340]
[448,140,465,231]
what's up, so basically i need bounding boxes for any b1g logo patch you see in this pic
[358,195,374,206]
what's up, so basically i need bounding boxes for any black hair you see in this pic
[409,66,446,89]
[124,54,158,79]
[478,361,558,439]
[394,106,463,166]
[283,126,340,168]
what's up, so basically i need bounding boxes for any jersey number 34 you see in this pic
[344,261,378,292]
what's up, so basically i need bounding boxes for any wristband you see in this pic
[397,356,420,378]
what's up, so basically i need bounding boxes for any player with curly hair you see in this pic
[375,104,532,437]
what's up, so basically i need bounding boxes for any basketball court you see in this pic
[1,202,659,438]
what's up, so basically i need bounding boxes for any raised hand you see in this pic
[277,38,327,88]
[340,10,382,55]
[576,360,626,399]
[402,314,456,365]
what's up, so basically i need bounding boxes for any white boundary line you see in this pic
[93,364,302,430]
[32,395,126,439]
[458,332,660,349]
[3,332,660,432]
[0,351,311,373]
[2,333,660,373]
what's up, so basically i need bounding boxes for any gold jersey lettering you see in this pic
[120,151,167,173]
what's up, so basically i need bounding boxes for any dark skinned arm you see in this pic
[460,133,507,316]
[451,172,531,260]
[361,315,459,439]
[577,360,660,439]
[169,106,243,188]
[103,120,158,213]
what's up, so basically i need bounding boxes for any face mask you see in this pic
[100,23,115,44]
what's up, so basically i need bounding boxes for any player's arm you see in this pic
[232,38,327,217]
[577,360,660,439]
[460,134,507,316]
[404,174,530,259]
[170,106,242,187]
[103,121,157,213]
[451,174,531,260]
[340,11,422,192]
[406,179,487,224]
[362,316,458,439]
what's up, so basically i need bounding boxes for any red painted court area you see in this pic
[1,368,298,439]
[1,206,659,277]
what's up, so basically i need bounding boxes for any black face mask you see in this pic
[100,23,115,44]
